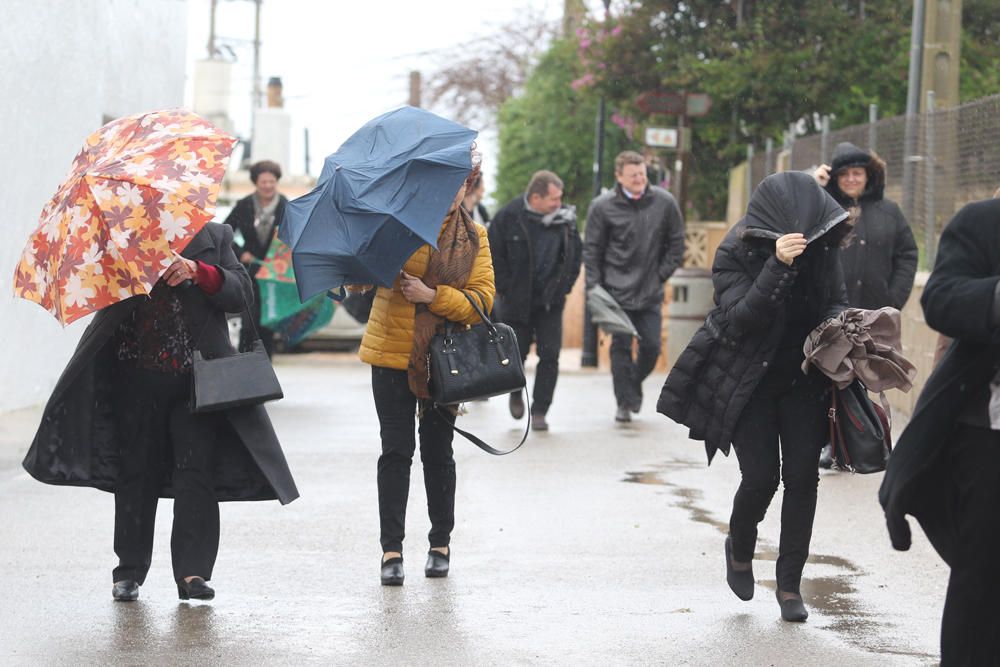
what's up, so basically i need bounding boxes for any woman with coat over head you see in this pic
[880,193,1000,664]
[658,172,850,622]
[356,158,494,586]
[23,222,299,602]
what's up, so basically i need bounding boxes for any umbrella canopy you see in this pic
[279,106,478,301]
[13,108,237,324]
[802,307,917,392]
[587,285,640,338]
[256,237,334,342]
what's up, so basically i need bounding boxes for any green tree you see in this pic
[495,38,631,224]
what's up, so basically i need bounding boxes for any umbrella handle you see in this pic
[327,286,347,302]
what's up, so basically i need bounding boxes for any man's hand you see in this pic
[813,164,831,187]
[775,233,807,266]
[240,251,256,265]
[163,253,199,287]
[399,271,436,304]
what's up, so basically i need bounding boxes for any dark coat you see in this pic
[488,196,582,324]
[223,193,289,277]
[22,223,299,504]
[657,172,849,463]
[825,142,918,309]
[879,199,1000,565]
[583,184,686,311]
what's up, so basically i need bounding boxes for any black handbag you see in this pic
[429,292,529,455]
[191,299,283,413]
[828,380,892,473]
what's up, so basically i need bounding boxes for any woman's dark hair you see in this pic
[250,160,282,184]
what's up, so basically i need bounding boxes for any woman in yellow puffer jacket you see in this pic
[357,169,495,586]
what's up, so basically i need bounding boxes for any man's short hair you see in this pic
[526,171,563,199]
[614,151,645,174]
[250,160,282,184]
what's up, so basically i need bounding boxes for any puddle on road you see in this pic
[624,461,935,661]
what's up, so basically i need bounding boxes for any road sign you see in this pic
[686,93,712,117]
[637,91,686,115]
[645,127,678,148]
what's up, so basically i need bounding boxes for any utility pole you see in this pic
[581,0,612,368]
[408,71,422,107]
[249,0,263,148]
[207,0,218,57]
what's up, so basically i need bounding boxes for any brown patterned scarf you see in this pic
[407,205,481,398]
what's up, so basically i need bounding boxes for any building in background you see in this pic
[0,0,189,412]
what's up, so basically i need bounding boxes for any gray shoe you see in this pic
[531,413,548,431]
[509,393,525,420]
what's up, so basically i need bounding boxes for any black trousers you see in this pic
[113,368,220,584]
[610,307,662,408]
[728,365,828,594]
[511,304,564,415]
[940,425,1000,665]
[372,366,457,553]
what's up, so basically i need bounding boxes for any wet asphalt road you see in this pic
[0,352,947,665]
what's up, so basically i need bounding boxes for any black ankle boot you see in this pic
[725,536,754,601]
[776,590,809,622]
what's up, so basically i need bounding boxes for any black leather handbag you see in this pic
[191,301,283,413]
[828,380,892,473]
[429,292,529,456]
[429,293,526,404]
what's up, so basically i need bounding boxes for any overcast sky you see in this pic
[185,0,606,195]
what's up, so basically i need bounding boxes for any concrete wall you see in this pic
[0,0,188,411]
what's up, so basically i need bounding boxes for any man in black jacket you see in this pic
[585,151,685,423]
[489,171,582,431]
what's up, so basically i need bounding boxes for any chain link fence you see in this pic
[747,93,1000,268]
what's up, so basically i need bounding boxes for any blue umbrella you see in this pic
[280,106,478,301]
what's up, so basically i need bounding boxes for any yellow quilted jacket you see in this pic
[359,223,495,370]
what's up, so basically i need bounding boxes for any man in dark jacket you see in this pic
[584,151,685,423]
[814,142,918,468]
[489,171,582,431]
[880,196,1000,664]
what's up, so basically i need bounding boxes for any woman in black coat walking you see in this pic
[658,172,850,622]
[880,195,1000,664]
[23,222,298,602]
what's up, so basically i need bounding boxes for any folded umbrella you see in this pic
[13,108,237,324]
[256,237,333,345]
[587,285,640,338]
[279,106,478,301]
[802,307,917,392]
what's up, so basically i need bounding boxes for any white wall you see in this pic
[0,0,188,411]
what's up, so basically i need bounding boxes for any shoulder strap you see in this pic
[434,388,531,456]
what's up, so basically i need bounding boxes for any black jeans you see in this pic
[940,424,1000,665]
[113,368,220,584]
[610,307,662,408]
[728,365,828,594]
[372,366,457,553]
[511,304,564,415]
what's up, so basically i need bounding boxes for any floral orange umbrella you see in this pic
[13,108,237,324]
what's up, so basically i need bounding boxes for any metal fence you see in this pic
[747,93,1000,268]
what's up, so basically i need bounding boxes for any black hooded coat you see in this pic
[22,223,299,505]
[657,172,849,463]
[825,142,918,310]
[879,198,1000,565]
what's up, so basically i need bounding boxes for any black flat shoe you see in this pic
[381,556,404,586]
[776,590,809,622]
[425,549,450,578]
[725,536,755,601]
[177,577,215,601]
[112,579,139,602]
